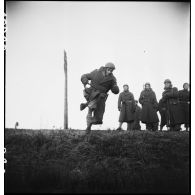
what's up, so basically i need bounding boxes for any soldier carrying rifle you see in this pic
[80,63,119,134]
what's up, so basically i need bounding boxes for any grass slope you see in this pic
[5,129,190,193]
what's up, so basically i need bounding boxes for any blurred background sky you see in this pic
[6,1,190,130]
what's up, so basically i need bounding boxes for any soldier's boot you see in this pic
[80,103,88,111]
[86,108,93,134]
[160,126,163,131]
[173,125,181,131]
[152,123,159,132]
[146,124,152,131]
[116,122,123,131]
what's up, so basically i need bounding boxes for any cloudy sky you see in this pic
[6,1,190,130]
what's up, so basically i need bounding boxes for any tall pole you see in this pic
[64,50,68,129]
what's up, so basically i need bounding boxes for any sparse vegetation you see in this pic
[5,129,189,193]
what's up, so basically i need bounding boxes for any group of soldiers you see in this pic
[80,63,190,134]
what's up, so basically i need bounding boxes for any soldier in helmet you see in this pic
[139,82,159,131]
[80,62,119,134]
[116,84,136,131]
[178,83,190,131]
[161,79,184,131]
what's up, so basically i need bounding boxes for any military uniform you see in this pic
[118,90,135,130]
[139,85,159,131]
[161,79,184,131]
[81,65,119,132]
[178,88,190,130]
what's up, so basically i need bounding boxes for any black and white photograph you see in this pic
[4,1,190,194]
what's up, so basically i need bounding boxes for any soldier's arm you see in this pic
[139,91,144,105]
[81,69,97,86]
[111,77,119,94]
[131,93,136,112]
[153,92,158,107]
[164,87,179,98]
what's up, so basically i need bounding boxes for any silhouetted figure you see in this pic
[178,83,190,131]
[117,84,135,131]
[139,83,159,131]
[161,79,184,131]
[81,63,119,134]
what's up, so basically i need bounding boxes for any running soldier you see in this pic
[80,63,119,134]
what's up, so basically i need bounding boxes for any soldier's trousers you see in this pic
[133,121,141,130]
[87,108,93,126]
[127,122,134,131]
[86,96,106,126]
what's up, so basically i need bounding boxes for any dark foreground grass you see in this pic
[5,129,189,194]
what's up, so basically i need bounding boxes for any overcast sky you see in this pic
[6,1,190,130]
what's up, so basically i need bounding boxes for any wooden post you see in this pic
[64,50,68,129]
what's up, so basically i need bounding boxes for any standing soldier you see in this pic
[158,98,167,131]
[139,83,159,131]
[80,63,119,134]
[178,83,190,131]
[133,100,142,130]
[161,79,184,131]
[116,84,136,131]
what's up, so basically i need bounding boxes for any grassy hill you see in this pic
[4,129,190,194]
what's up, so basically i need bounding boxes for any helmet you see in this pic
[145,82,151,87]
[183,82,189,88]
[123,84,129,88]
[105,62,115,70]
[164,79,171,84]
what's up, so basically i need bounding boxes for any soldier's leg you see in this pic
[173,124,181,131]
[146,123,152,131]
[127,121,134,131]
[116,122,123,131]
[152,122,159,131]
[138,123,141,130]
[133,121,140,130]
[93,97,105,124]
[86,108,93,133]
[169,125,174,131]
[137,120,141,130]
[185,123,189,131]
